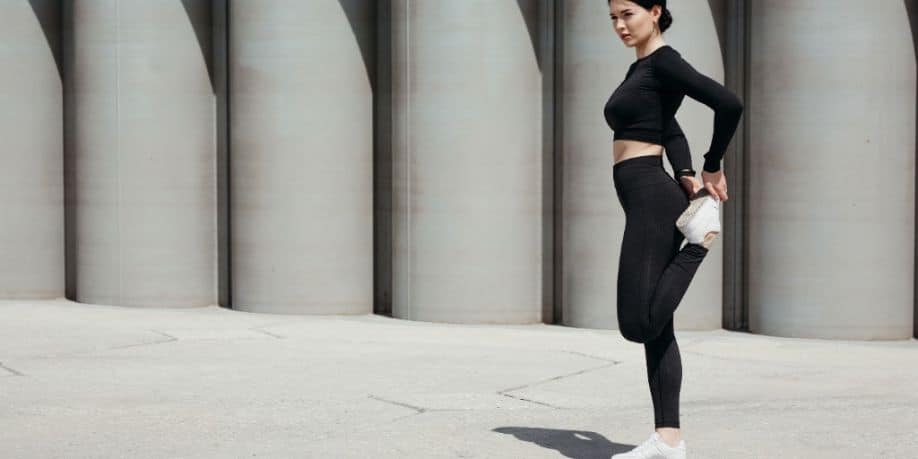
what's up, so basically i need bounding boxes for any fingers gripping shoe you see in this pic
[611,432,686,459]
[676,188,721,247]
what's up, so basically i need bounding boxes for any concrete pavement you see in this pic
[1,299,916,458]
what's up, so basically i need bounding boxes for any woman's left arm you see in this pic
[662,116,695,180]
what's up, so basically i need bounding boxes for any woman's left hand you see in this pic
[678,176,703,199]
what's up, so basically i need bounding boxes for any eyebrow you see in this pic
[610,9,632,16]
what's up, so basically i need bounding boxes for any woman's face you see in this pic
[608,0,661,46]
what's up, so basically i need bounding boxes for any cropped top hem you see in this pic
[613,128,662,145]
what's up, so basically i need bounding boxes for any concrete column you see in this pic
[65,0,216,307]
[747,0,915,339]
[390,0,543,323]
[560,0,723,329]
[228,1,374,314]
[0,1,63,298]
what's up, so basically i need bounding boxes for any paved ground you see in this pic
[1,299,916,458]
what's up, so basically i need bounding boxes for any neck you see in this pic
[636,37,666,59]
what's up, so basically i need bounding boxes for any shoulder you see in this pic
[652,45,682,64]
[659,45,681,56]
[651,45,690,75]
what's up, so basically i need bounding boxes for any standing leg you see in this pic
[615,174,707,436]
[645,316,682,428]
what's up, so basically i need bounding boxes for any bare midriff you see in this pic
[613,139,663,166]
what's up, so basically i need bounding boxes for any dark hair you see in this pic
[608,0,673,34]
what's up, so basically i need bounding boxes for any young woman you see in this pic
[603,0,744,457]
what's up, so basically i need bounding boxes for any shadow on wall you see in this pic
[706,0,727,61]
[339,0,376,92]
[180,0,215,93]
[906,0,918,339]
[29,0,61,79]
[517,0,541,71]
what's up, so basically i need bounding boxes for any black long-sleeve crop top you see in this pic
[604,44,744,173]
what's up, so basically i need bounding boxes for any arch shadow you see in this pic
[28,0,61,79]
[339,0,376,92]
[517,0,542,71]
[706,0,727,62]
[181,0,215,92]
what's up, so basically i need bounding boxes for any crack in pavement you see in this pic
[560,350,623,364]
[367,394,429,414]
[680,349,815,369]
[104,330,178,351]
[499,361,619,394]
[249,327,285,339]
[362,349,623,413]
[0,361,24,376]
[496,361,619,409]
[499,392,565,409]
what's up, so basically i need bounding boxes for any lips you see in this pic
[622,34,632,39]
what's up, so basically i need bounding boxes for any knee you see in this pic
[617,321,651,344]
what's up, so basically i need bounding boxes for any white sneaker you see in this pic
[676,188,721,246]
[611,432,686,459]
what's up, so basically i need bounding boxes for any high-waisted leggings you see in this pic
[611,154,709,429]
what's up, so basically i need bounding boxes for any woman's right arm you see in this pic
[653,48,744,174]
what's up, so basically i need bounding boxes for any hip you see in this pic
[612,155,687,215]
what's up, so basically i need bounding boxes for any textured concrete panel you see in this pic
[747,0,916,339]
[65,0,216,307]
[229,0,374,314]
[390,0,543,323]
[0,1,64,298]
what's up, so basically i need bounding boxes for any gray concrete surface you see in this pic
[228,1,375,314]
[389,0,544,324]
[64,0,217,307]
[1,299,916,458]
[0,0,64,298]
[746,0,916,339]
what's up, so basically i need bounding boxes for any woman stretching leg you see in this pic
[604,0,743,457]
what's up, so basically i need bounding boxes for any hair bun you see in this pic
[659,8,673,33]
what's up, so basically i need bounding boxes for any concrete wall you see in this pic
[747,0,916,339]
[228,0,374,314]
[0,0,913,340]
[389,0,544,323]
[0,1,64,298]
[64,0,216,307]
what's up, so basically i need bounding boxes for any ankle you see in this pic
[700,231,718,249]
[655,427,682,447]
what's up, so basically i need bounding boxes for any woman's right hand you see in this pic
[701,169,728,202]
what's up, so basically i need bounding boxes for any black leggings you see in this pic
[611,154,709,429]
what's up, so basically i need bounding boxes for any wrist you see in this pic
[702,156,721,173]
[675,168,696,180]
